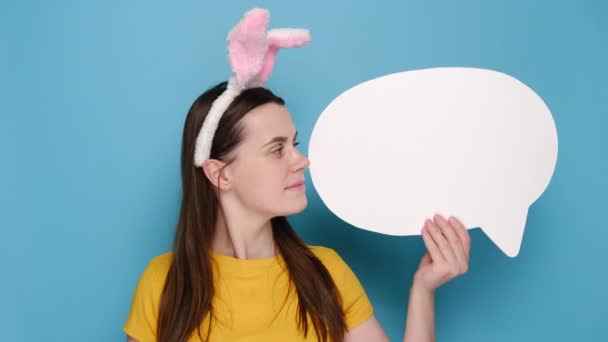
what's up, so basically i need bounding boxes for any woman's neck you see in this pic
[211,205,277,260]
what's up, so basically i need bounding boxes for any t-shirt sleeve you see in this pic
[123,255,169,342]
[328,248,374,331]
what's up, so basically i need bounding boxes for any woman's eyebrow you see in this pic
[263,130,298,147]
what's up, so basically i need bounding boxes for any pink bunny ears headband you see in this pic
[193,8,312,167]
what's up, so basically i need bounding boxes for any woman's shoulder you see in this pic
[307,245,374,330]
[137,251,174,285]
[147,251,173,269]
[308,244,335,256]
[150,251,173,266]
[307,245,349,273]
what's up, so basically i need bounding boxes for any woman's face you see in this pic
[225,102,310,218]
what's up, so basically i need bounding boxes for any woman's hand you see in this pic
[413,214,471,293]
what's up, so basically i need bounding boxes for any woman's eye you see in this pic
[273,142,300,156]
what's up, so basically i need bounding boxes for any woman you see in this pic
[123,81,471,342]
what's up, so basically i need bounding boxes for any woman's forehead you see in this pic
[243,103,296,142]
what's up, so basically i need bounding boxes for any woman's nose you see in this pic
[291,148,310,171]
[302,155,311,169]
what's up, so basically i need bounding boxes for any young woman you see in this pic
[123,81,471,342]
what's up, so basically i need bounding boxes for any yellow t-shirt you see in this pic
[123,245,374,342]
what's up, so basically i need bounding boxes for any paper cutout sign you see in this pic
[308,67,558,257]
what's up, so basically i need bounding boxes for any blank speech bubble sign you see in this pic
[308,67,558,257]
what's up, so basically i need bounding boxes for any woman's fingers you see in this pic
[433,214,467,271]
[418,215,471,291]
[421,223,443,263]
[424,218,456,265]
[448,216,471,261]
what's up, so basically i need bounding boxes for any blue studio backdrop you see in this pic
[1,1,606,341]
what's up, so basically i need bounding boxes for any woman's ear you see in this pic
[202,159,231,190]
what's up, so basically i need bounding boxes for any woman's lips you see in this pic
[286,182,305,190]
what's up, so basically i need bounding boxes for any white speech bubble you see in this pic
[308,67,558,257]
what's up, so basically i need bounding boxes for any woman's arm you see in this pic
[402,281,435,342]
[343,282,434,342]
[344,314,391,341]
[403,214,470,342]
[345,215,470,342]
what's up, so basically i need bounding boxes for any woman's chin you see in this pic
[279,198,308,216]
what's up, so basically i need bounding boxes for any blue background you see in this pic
[2,0,606,341]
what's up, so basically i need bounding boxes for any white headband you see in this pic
[193,8,311,167]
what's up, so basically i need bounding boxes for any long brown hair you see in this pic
[157,81,347,342]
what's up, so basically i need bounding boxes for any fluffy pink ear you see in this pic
[258,28,311,84]
[258,46,279,85]
[267,28,312,48]
[227,8,270,87]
